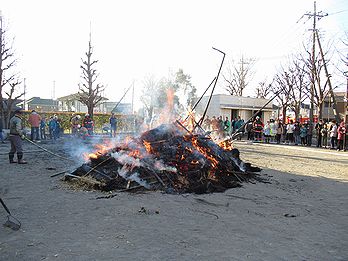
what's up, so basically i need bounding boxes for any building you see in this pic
[195,94,273,123]
[57,93,108,113]
[19,97,59,112]
[322,91,348,122]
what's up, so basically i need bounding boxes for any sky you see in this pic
[1,0,347,110]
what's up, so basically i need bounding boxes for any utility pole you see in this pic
[315,30,340,123]
[23,78,26,110]
[52,80,55,100]
[303,1,328,122]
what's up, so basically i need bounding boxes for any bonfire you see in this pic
[66,121,262,194]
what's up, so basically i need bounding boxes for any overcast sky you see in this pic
[1,0,347,108]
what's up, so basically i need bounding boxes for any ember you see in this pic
[67,123,262,194]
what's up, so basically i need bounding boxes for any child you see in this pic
[300,124,307,146]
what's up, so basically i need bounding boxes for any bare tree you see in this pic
[255,79,272,99]
[0,15,24,128]
[140,75,158,121]
[271,68,292,123]
[284,59,309,121]
[301,46,330,119]
[223,56,254,96]
[78,34,104,118]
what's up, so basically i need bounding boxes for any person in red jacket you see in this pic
[28,110,41,141]
[83,114,94,136]
[253,116,264,142]
[337,120,346,151]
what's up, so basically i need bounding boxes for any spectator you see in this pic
[269,119,277,143]
[300,123,307,146]
[28,110,41,141]
[223,116,231,137]
[0,117,5,143]
[218,116,224,138]
[109,113,117,137]
[245,121,254,140]
[293,121,300,145]
[315,119,324,148]
[275,120,283,144]
[40,116,47,140]
[306,121,313,147]
[286,120,295,144]
[321,120,329,148]
[203,115,211,131]
[211,116,218,132]
[282,123,288,143]
[329,120,338,149]
[263,121,271,143]
[234,116,244,139]
[337,121,346,151]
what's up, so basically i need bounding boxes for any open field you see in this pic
[0,137,347,261]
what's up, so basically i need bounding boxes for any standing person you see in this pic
[315,119,324,148]
[28,110,41,141]
[269,119,276,143]
[337,121,346,151]
[300,123,308,146]
[286,120,295,144]
[48,116,57,140]
[203,115,211,131]
[40,116,46,140]
[306,121,313,147]
[55,116,62,138]
[275,120,283,144]
[0,117,5,143]
[71,114,81,136]
[83,114,94,136]
[223,116,231,137]
[293,121,300,145]
[245,121,253,140]
[234,116,244,140]
[8,110,27,164]
[321,120,329,148]
[218,116,224,138]
[210,116,218,134]
[329,120,338,149]
[253,116,264,142]
[263,121,271,143]
[109,113,117,138]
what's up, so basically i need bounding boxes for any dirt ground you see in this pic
[0,136,347,261]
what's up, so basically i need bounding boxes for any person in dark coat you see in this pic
[0,117,5,143]
[8,110,27,164]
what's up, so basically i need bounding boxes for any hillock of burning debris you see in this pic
[66,123,263,194]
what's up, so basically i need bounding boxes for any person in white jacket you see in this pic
[329,120,338,149]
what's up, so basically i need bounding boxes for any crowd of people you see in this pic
[2,110,347,165]
[202,114,347,151]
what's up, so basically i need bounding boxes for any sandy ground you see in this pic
[0,136,347,261]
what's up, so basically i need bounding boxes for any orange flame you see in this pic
[191,137,218,170]
[143,140,152,153]
[218,140,234,151]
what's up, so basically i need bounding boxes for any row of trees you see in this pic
[222,33,347,123]
[1,11,346,128]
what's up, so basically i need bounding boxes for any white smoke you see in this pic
[118,166,150,189]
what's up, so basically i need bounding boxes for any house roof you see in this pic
[26,97,58,105]
[57,93,108,102]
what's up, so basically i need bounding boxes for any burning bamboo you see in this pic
[67,122,263,194]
